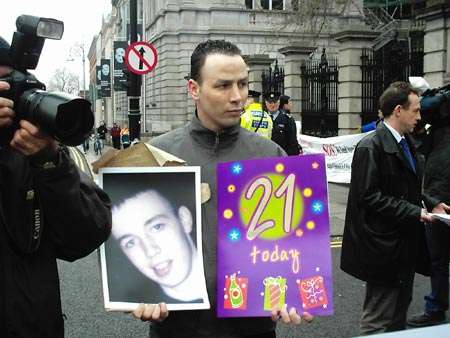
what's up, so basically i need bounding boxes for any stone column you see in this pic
[418,1,450,87]
[279,45,315,120]
[244,54,273,99]
[333,29,379,135]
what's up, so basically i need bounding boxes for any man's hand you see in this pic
[432,202,450,215]
[10,119,58,157]
[132,303,169,322]
[271,304,313,325]
[420,208,434,223]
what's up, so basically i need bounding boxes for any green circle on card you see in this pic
[239,173,303,240]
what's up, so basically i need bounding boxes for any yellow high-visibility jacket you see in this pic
[240,102,273,139]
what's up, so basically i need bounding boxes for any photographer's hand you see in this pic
[0,66,14,128]
[10,119,58,157]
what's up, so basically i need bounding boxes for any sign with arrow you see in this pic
[125,41,158,75]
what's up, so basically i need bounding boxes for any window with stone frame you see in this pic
[245,0,284,11]
[245,0,254,9]
[260,0,284,10]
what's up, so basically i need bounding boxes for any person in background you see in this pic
[82,133,90,154]
[279,94,293,115]
[341,81,438,334]
[120,124,131,149]
[97,121,107,149]
[408,99,450,328]
[265,92,302,156]
[110,122,121,149]
[240,89,273,139]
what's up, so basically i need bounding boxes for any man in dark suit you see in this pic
[341,82,436,334]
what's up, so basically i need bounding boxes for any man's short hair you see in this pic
[279,94,291,108]
[379,81,419,118]
[190,40,242,83]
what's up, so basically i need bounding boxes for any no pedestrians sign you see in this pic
[125,41,158,75]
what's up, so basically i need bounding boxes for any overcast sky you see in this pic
[1,0,111,87]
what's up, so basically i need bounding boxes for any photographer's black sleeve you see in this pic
[31,150,112,261]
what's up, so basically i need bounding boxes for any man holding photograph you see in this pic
[132,40,313,338]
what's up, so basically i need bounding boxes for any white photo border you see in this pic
[98,166,210,311]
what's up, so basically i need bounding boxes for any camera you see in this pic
[420,83,450,127]
[409,78,450,156]
[0,15,94,146]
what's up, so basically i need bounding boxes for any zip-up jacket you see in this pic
[150,115,285,338]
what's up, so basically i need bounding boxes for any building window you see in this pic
[245,0,254,9]
[260,0,284,10]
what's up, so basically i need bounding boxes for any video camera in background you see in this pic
[0,15,94,146]
[409,77,450,156]
[420,83,450,127]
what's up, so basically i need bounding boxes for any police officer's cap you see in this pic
[264,92,280,102]
[248,89,261,99]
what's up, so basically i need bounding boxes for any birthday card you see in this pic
[217,154,333,317]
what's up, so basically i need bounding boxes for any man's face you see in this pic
[286,100,293,111]
[115,48,125,63]
[112,191,193,287]
[189,54,248,131]
[398,93,421,134]
[102,64,110,76]
[265,100,279,113]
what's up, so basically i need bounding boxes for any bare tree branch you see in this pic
[48,68,80,94]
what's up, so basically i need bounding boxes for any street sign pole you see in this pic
[128,0,141,141]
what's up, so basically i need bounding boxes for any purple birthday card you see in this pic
[217,154,333,317]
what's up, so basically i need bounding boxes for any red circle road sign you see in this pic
[125,41,158,75]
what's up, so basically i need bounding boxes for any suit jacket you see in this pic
[341,122,433,286]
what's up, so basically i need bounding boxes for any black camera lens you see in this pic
[18,89,94,146]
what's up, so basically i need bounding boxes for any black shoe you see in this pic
[407,312,447,327]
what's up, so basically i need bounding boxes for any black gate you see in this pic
[261,60,284,98]
[300,49,338,137]
[361,33,424,125]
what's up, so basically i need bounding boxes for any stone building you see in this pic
[90,0,450,136]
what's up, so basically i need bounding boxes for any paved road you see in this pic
[58,147,432,337]
[58,246,430,338]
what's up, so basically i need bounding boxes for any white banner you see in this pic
[296,123,372,184]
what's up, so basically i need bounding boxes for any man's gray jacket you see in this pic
[150,115,285,338]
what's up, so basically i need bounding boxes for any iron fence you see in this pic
[361,33,424,125]
[300,49,338,137]
[261,60,284,98]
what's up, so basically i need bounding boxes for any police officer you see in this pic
[240,89,273,139]
[265,92,302,155]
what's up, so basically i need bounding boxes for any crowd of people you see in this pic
[1,35,449,338]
